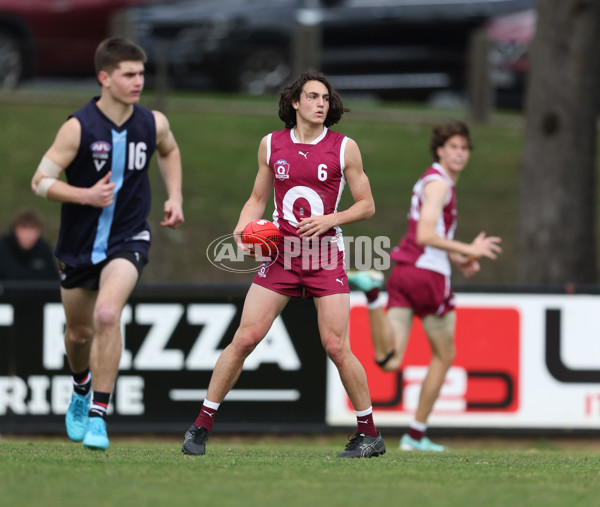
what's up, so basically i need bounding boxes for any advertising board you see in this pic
[3,284,600,433]
[0,284,326,433]
[327,293,600,431]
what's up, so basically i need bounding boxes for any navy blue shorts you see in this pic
[58,250,148,290]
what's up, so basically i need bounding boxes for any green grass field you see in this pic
[1,87,599,285]
[2,435,600,507]
[0,88,527,285]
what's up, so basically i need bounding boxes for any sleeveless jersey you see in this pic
[390,162,457,276]
[55,97,156,267]
[267,127,348,246]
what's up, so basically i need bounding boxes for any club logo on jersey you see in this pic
[90,140,111,172]
[91,141,111,153]
[257,262,270,278]
[274,159,290,180]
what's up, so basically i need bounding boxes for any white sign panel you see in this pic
[327,293,600,430]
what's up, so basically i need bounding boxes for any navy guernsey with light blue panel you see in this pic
[55,97,156,268]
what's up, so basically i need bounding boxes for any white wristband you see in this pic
[35,177,57,198]
[35,156,63,199]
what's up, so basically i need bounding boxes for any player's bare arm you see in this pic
[298,138,375,238]
[417,180,502,260]
[153,110,184,229]
[234,135,274,251]
[31,117,116,207]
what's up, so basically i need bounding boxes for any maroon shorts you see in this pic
[386,263,455,318]
[252,248,349,298]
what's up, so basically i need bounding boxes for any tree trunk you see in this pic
[517,0,600,284]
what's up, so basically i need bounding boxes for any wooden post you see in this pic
[292,9,322,78]
[468,28,494,124]
[109,9,132,38]
[153,40,169,113]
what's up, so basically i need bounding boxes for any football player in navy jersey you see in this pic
[31,37,184,450]
[182,71,385,459]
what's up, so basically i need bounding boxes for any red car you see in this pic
[486,8,536,107]
[0,0,154,88]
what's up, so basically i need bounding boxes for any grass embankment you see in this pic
[0,89,526,284]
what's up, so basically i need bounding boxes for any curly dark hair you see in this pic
[278,70,349,129]
[430,120,472,161]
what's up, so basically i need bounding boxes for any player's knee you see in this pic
[93,304,121,332]
[322,337,347,365]
[66,326,93,347]
[435,342,455,366]
[233,339,258,359]
[445,346,456,365]
[232,328,264,358]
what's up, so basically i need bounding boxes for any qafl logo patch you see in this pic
[90,140,111,172]
[257,262,270,278]
[274,159,290,180]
